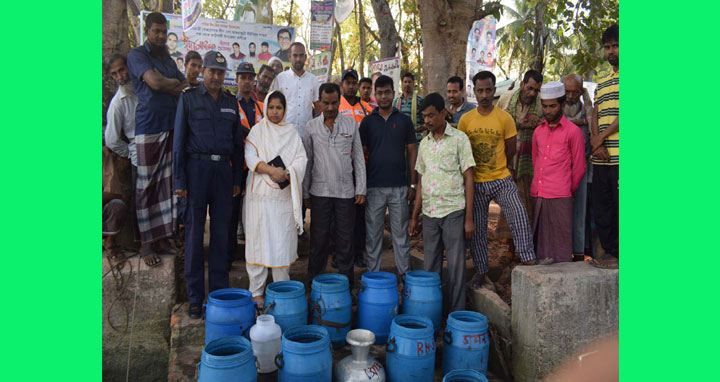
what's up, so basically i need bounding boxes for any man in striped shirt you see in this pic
[589,24,619,269]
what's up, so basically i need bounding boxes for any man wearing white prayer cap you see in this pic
[530,81,587,263]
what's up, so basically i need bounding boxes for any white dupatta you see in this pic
[245,90,308,234]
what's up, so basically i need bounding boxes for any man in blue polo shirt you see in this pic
[127,12,188,267]
[359,75,417,277]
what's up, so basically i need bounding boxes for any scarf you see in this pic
[506,88,540,124]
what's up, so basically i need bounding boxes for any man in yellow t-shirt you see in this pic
[458,71,538,288]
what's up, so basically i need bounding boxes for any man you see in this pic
[496,70,544,217]
[173,51,244,319]
[269,42,319,139]
[531,81,586,263]
[105,54,139,173]
[472,27,481,43]
[184,51,203,87]
[409,93,475,312]
[303,83,367,287]
[458,71,538,288]
[394,72,424,137]
[370,72,382,106]
[563,73,594,261]
[175,57,184,72]
[258,41,273,62]
[359,77,374,108]
[167,32,182,58]
[338,69,372,269]
[359,75,417,276]
[274,28,292,61]
[445,76,476,127]
[103,145,130,261]
[339,69,372,123]
[230,42,246,61]
[228,62,264,267]
[588,24,619,269]
[127,12,188,266]
[248,42,257,59]
[254,64,275,102]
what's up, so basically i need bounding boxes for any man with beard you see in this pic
[184,51,203,87]
[248,42,257,59]
[531,81,585,263]
[173,51,244,319]
[562,73,594,261]
[167,32,182,59]
[269,42,319,139]
[588,24,619,269]
[127,11,188,267]
[395,72,424,135]
[104,54,138,261]
[445,76,476,127]
[253,64,275,102]
[458,71,538,289]
[359,77,374,108]
[303,83,366,288]
[274,28,292,61]
[359,75,417,277]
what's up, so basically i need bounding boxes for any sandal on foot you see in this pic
[589,257,618,269]
[140,248,162,267]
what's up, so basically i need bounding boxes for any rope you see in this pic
[125,252,142,382]
[103,253,139,333]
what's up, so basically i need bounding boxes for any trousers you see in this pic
[308,196,356,287]
[365,187,411,276]
[422,209,466,312]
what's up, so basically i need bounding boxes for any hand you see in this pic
[304,198,311,209]
[354,195,366,205]
[464,218,475,240]
[590,134,605,152]
[408,217,419,237]
[525,114,541,127]
[592,146,610,161]
[175,189,187,198]
[446,106,455,115]
[233,185,242,197]
[408,187,416,202]
[268,165,288,183]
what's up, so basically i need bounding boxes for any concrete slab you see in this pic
[102,253,177,382]
[511,262,619,382]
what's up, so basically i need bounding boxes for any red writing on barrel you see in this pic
[416,340,436,355]
[364,361,383,378]
[462,333,488,345]
[403,287,412,299]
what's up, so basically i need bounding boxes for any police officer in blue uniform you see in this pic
[173,51,245,319]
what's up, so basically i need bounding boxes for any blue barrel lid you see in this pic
[390,314,434,339]
[282,325,331,351]
[202,336,254,366]
[207,288,254,307]
[446,311,489,332]
[266,280,306,298]
[361,271,397,288]
[312,273,350,293]
[405,270,441,286]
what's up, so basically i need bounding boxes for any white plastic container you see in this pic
[249,314,282,373]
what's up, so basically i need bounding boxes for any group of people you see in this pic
[103,11,619,320]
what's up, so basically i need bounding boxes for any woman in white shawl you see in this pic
[243,90,308,305]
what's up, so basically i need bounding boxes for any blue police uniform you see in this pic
[172,82,245,305]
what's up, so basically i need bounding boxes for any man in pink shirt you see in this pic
[531,82,586,263]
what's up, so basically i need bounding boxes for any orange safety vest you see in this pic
[339,96,372,124]
[238,100,264,130]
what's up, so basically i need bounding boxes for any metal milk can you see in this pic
[334,329,386,382]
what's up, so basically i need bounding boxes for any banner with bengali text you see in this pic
[368,57,401,91]
[466,16,496,101]
[310,1,335,51]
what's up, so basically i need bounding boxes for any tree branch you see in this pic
[363,21,380,43]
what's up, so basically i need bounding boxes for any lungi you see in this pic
[532,197,573,263]
[135,131,176,244]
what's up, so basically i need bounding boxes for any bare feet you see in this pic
[253,295,265,308]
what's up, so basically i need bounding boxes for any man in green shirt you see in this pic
[409,93,475,312]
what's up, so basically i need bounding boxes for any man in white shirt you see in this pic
[269,42,319,139]
[105,54,139,170]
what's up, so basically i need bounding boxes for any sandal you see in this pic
[589,257,618,269]
[467,273,485,290]
[140,248,162,267]
[107,247,125,261]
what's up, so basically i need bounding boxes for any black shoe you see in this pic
[188,303,202,319]
[330,257,338,269]
[299,232,309,242]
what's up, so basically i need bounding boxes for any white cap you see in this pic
[540,81,565,100]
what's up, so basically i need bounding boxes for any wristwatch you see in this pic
[410,184,417,189]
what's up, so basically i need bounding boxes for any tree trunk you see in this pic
[417,0,500,95]
[336,20,345,72]
[357,0,367,76]
[149,0,173,13]
[531,1,546,72]
[369,0,399,58]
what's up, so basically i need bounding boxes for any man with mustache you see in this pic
[127,11,188,267]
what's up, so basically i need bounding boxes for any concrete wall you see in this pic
[511,262,619,382]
